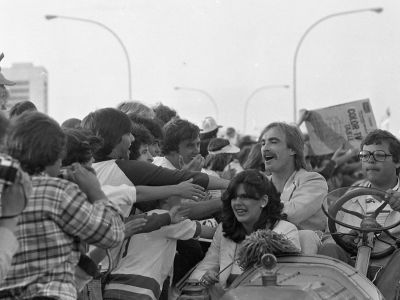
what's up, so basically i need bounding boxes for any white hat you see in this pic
[207,138,240,155]
[201,116,222,134]
[208,144,240,155]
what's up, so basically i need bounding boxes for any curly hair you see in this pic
[129,124,154,160]
[222,169,285,243]
[127,113,164,142]
[62,128,103,166]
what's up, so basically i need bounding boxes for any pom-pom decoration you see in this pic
[237,229,301,271]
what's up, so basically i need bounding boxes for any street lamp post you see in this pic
[292,7,383,123]
[174,86,219,120]
[45,14,132,100]
[243,85,289,133]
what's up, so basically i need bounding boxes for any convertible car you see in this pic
[178,186,400,300]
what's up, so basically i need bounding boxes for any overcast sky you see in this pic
[1,0,399,135]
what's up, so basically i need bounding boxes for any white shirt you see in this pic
[0,227,19,282]
[152,156,176,170]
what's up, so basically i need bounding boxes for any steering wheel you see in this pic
[323,187,400,259]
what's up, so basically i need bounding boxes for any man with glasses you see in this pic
[319,129,400,265]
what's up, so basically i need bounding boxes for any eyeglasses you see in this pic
[358,150,392,162]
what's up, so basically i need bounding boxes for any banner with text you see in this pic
[304,99,377,155]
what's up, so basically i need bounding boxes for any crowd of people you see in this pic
[1,68,400,299]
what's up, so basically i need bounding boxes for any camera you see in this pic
[0,154,28,218]
[0,154,19,193]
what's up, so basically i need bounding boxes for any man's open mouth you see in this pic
[264,154,275,162]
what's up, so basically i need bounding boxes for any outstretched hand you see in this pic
[220,165,236,180]
[169,206,190,224]
[181,154,205,171]
[176,179,206,201]
[331,144,357,166]
[124,216,148,237]
[385,189,400,212]
[297,109,311,126]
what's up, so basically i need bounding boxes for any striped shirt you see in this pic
[0,175,125,300]
[104,209,201,300]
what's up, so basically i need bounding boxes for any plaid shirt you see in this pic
[0,175,125,300]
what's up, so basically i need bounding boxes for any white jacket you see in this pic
[190,221,300,289]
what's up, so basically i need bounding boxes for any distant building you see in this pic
[2,63,48,113]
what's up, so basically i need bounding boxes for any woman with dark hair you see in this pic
[190,170,300,295]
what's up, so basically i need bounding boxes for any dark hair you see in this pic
[62,128,103,166]
[361,129,400,170]
[61,118,82,129]
[162,118,200,154]
[238,135,256,149]
[117,101,154,118]
[81,108,132,161]
[5,112,65,175]
[9,101,37,119]
[222,169,284,243]
[204,154,232,172]
[152,102,178,125]
[242,143,264,171]
[200,128,218,140]
[236,145,252,166]
[127,113,164,142]
[226,127,236,138]
[205,138,235,171]
[207,138,230,152]
[129,124,154,160]
[259,122,306,171]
